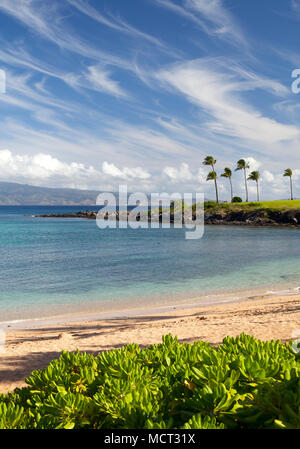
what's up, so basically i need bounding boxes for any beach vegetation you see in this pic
[231,196,243,203]
[0,334,300,429]
[203,201,218,209]
[203,199,300,212]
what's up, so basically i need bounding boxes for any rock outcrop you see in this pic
[35,207,300,227]
[204,208,300,226]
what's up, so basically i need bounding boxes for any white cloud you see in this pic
[0,150,153,190]
[0,0,133,71]
[163,163,193,181]
[2,149,300,200]
[157,59,299,145]
[102,161,125,178]
[123,166,151,180]
[0,149,96,181]
[0,46,128,99]
[291,0,300,13]
[102,161,151,180]
[84,65,127,98]
[0,1,300,201]
[153,0,248,49]
[163,163,208,187]
[245,157,261,171]
[66,0,169,51]
[262,170,274,183]
[197,167,207,183]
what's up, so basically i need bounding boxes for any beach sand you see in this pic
[0,293,300,395]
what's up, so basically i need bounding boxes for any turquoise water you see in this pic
[1,206,300,322]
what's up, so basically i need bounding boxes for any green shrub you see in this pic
[0,334,299,429]
[231,196,243,203]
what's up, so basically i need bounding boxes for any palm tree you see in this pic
[203,156,219,203]
[235,159,250,202]
[283,168,294,200]
[206,171,219,202]
[247,171,260,202]
[221,167,233,202]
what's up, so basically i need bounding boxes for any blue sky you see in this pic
[1,0,300,200]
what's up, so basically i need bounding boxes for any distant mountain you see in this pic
[0,182,206,206]
[0,182,102,205]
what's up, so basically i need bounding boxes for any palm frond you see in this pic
[247,170,260,182]
[203,156,216,166]
[235,159,250,171]
[283,168,292,177]
[221,167,232,178]
[206,170,217,181]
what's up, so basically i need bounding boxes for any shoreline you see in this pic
[35,207,300,229]
[1,288,300,394]
[1,283,300,331]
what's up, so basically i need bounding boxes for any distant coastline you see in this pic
[0,181,101,205]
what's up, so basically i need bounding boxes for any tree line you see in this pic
[203,156,294,203]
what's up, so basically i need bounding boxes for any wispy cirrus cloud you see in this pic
[157,58,298,145]
[2,71,74,112]
[0,0,299,199]
[291,0,300,14]
[0,45,129,98]
[0,0,176,100]
[83,65,128,98]
[0,0,132,70]
[0,0,179,68]
[66,0,169,51]
[153,0,248,49]
[0,45,65,79]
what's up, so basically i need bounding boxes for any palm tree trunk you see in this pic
[229,178,233,202]
[212,165,219,204]
[214,178,219,204]
[244,168,248,202]
[290,176,293,201]
[256,181,259,202]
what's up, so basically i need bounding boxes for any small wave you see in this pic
[265,287,300,296]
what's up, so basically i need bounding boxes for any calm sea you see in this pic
[1,205,300,322]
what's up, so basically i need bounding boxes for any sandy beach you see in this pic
[0,292,300,395]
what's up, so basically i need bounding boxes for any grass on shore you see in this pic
[152,199,300,215]
[203,200,300,212]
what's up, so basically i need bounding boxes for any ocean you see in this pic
[1,205,300,323]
